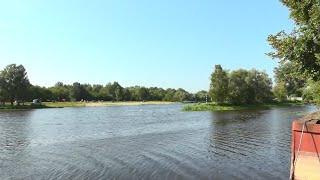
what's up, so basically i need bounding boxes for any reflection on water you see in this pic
[0,104,316,179]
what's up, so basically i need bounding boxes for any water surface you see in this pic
[0,104,316,179]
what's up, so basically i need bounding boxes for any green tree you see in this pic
[195,90,208,102]
[112,82,124,101]
[137,87,149,101]
[49,82,70,101]
[104,82,124,101]
[227,69,273,104]
[173,88,191,102]
[28,85,53,102]
[122,88,132,101]
[246,69,273,104]
[209,65,229,104]
[0,64,30,105]
[268,0,320,80]
[163,88,176,101]
[90,84,104,100]
[302,80,320,104]
[70,82,90,101]
[0,75,7,105]
[149,87,166,101]
[274,62,306,97]
[273,81,288,102]
[228,69,250,104]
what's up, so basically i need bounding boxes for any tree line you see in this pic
[0,64,208,105]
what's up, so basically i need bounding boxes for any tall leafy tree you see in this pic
[268,0,320,80]
[173,88,192,102]
[28,85,53,102]
[163,88,176,101]
[195,90,208,102]
[228,69,250,104]
[209,65,229,104]
[246,69,273,104]
[274,62,306,97]
[302,80,320,103]
[273,81,288,102]
[0,64,30,105]
[49,82,70,101]
[137,87,149,101]
[0,75,7,105]
[112,82,124,101]
[70,82,90,101]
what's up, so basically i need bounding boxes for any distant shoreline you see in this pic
[183,102,305,112]
[45,101,175,108]
[0,101,176,110]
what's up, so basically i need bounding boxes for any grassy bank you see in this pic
[43,101,174,108]
[0,101,175,110]
[183,102,304,112]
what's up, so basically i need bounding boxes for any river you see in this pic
[0,104,316,180]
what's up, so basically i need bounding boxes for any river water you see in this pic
[0,104,316,180]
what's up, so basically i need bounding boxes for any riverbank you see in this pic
[0,101,175,110]
[0,104,52,110]
[43,101,174,108]
[183,102,305,112]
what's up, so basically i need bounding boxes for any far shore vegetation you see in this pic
[0,64,205,110]
[0,62,317,111]
[43,101,174,108]
[0,101,174,110]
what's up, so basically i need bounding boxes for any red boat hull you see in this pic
[291,117,320,180]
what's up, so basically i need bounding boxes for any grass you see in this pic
[44,101,87,107]
[183,101,304,112]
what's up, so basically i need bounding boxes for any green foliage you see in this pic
[194,90,208,102]
[274,61,306,97]
[163,88,176,101]
[209,65,273,105]
[228,69,250,104]
[172,88,192,102]
[246,69,273,103]
[302,80,320,104]
[0,64,30,105]
[149,87,166,101]
[183,103,236,111]
[0,63,196,103]
[268,0,320,80]
[70,82,91,101]
[209,65,229,104]
[104,82,124,101]
[137,87,149,101]
[183,102,301,112]
[0,75,7,105]
[49,82,70,101]
[28,85,53,101]
[273,81,288,102]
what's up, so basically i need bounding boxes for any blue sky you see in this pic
[0,0,293,92]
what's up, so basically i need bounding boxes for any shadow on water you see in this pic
[210,110,264,126]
